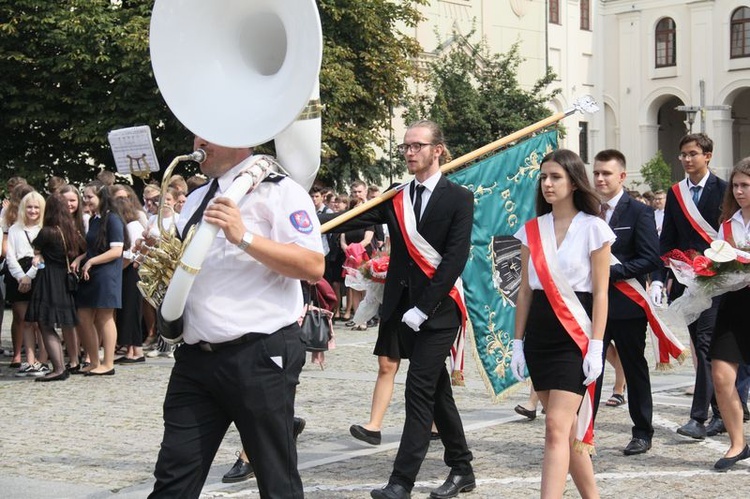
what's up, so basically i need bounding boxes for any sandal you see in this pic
[351,324,368,331]
[605,393,626,407]
[344,321,356,327]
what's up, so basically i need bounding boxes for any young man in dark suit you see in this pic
[592,150,662,455]
[328,120,475,499]
[652,133,728,439]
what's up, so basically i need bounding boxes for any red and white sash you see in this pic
[610,256,687,369]
[721,218,750,263]
[393,188,468,386]
[671,182,718,245]
[525,217,596,453]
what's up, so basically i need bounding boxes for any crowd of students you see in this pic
[0,170,208,380]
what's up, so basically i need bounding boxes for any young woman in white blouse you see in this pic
[709,159,750,471]
[511,149,614,498]
[6,191,47,376]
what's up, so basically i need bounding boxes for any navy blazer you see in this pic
[327,176,474,330]
[657,172,727,292]
[607,191,661,320]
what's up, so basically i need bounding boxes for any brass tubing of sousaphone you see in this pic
[320,109,571,234]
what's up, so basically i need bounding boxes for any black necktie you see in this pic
[181,179,219,240]
[413,183,426,225]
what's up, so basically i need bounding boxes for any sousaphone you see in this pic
[141,0,323,329]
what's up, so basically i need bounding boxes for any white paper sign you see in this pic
[107,126,160,176]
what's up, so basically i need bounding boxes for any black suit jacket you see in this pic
[607,191,661,320]
[657,173,728,288]
[327,176,474,330]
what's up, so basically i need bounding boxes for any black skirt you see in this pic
[524,290,592,396]
[25,263,78,327]
[709,287,750,365]
[4,256,35,303]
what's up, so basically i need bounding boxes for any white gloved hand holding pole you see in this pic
[649,281,663,306]
[401,307,427,332]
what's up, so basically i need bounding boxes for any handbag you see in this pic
[300,284,333,352]
[58,228,79,293]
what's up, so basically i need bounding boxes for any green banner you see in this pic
[448,131,558,399]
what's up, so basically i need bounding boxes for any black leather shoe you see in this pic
[623,437,652,455]
[222,456,254,483]
[676,419,706,439]
[370,483,410,499]
[350,424,382,445]
[714,444,750,471]
[514,404,537,420]
[429,472,476,499]
[293,417,306,440]
[706,417,726,437]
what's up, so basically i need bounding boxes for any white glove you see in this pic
[510,339,526,382]
[401,307,427,332]
[582,339,604,386]
[650,281,663,306]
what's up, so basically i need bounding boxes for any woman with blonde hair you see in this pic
[7,191,48,376]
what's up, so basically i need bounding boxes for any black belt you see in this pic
[198,332,265,353]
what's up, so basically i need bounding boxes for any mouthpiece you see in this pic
[188,149,206,163]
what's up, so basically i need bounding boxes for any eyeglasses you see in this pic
[678,152,704,160]
[397,142,435,154]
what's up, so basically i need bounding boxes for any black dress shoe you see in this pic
[84,368,115,377]
[114,356,145,364]
[514,404,537,421]
[429,472,476,499]
[222,456,254,483]
[714,444,750,471]
[350,424,382,445]
[676,419,706,439]
[370,483,410,499]
[35,370,70,382]
[706,417,726,437]
[623,437,652,455]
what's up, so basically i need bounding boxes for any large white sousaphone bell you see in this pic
[146,0,323,327]
[150,0,323,187]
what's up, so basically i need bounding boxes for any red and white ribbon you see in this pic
[525,217,596,453]
[610,256,687,369]
[671,183,718,245]
[393,188,468,386]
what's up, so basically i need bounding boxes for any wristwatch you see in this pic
[237,231,254,251]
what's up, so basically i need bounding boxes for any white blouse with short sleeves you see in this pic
[514,212,616,292]
[718,210,750,248]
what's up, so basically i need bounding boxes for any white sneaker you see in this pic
[146,349,160,358]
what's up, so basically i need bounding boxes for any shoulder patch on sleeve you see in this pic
[289,210,314,234]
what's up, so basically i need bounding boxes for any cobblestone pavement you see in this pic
[1,317,748,498]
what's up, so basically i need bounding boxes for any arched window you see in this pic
[655,17,676,67]
[731,7,750,58]
[580,0,590,31]
[549,0,560,25]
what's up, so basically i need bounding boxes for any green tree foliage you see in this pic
[405,33,560,159]
[640,150,672,191]
[0,0,425,191]
[317,0,425,188]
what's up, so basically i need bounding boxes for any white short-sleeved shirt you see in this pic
[514,212,616,292]
[718,210,750,247]
[176,159,324,343]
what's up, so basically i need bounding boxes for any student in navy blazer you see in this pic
[591,150,661,456]
[652,133,728,439]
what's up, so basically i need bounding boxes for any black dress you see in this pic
[709,287,750,365]
[76,214,124,309]
[524,290,592,396]
[25,228,78,327]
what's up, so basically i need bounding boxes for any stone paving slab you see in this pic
[1,319,748,498]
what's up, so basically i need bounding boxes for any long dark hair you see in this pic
[85,181,130,253]
[720,157,750,223]
[43,193,86,260]
[57,183,85,236]
[535,149,600,216]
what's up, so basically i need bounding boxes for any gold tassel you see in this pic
[676,350,688,365]
[654,362,674,372]
[451,369,465,387]
[573,439,596,456]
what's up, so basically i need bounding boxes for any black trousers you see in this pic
[149,324,305,499]
[688,298,720,423]
[594,317,654,441]
[389,326,473,491]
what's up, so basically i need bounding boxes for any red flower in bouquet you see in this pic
[370,256,390,274]
[692,255,717,276]
[360,253,389,283]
